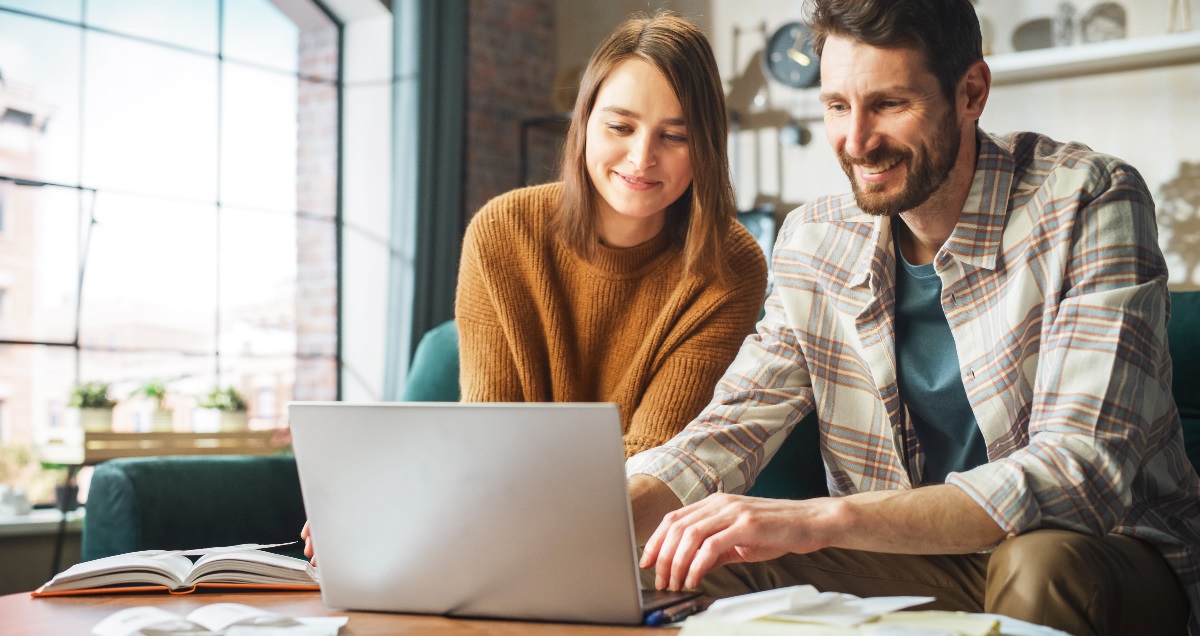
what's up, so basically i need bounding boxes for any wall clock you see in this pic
[762,21,820,89]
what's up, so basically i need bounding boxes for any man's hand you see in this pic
[636,484,1007,592]
[640,493,839,590]
[300,520,316,566]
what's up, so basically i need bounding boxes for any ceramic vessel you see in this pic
[67,407,113,432]
[193,408,249,433]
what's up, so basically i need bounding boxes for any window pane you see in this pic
[220,65,297,213]
[220,205,295,359]
[223,0,299,74]
[0,183,83,343]
[0,0,81,22]
[79,192,216,354]
[221,354,295,428]
[226,0,337,81]
[82,30,218,201]
[1,344,73,443]
[0,0,341,508]
[80,347,216,432]
[0,343,75,505]
[0,10,83,186]
[86,0,217,54]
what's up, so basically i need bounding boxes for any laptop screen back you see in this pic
[288,402,645,625]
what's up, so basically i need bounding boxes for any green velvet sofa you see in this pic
[80,291,1200,561]
[82,455,308,561]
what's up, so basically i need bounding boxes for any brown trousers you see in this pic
[664,530,1189,636]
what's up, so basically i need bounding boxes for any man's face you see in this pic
[819,35,964,217]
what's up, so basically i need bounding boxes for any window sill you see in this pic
[0,508,84,538]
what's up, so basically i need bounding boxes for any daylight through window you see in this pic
[0,0,341,505]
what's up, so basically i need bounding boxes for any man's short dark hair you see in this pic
[806,0,983,102]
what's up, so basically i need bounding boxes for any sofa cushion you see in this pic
[1169,290,1200,474]
[744,413,828,499]
[400,320,461,402]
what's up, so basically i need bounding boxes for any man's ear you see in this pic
[959,60,991,121]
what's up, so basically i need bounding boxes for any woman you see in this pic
[303,11,765,566]
[455,11,768,458]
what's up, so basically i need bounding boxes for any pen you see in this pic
[645,597,705,626]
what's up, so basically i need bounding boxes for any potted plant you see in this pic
[66,382,116,432]
[194,386,249,432]
[129,380,173,432]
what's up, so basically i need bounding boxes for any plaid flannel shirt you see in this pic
[627,129,1200,632]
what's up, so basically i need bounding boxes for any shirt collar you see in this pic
[847,128,1015,287]
[938,128,1014,272]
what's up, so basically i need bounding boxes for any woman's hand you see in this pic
[300,520,317,566]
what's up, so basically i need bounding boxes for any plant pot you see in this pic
[55,484,79,512]
[134,408,174,433]
[218,411,249,432]
[66,407,113,432]
[193,409,249,433]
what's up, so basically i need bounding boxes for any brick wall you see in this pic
[294,25,340,401]
[463,0,560,224]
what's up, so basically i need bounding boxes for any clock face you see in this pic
[762,21,820,89]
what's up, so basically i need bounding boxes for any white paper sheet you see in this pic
[773,594,940,627]
[128,542,300,559]
[694,585,935,627]
[91,602,348,636]
[93,606,195,636]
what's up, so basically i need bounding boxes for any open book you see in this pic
[32,543,319,597]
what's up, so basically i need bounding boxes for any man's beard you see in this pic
[838,112,962,217]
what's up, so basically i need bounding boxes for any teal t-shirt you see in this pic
[893,233,988,484]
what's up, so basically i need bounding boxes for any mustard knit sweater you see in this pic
[455,183,768,457]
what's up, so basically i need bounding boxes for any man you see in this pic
[627,1,1200,634]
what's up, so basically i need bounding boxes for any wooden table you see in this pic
[2,590,661,635]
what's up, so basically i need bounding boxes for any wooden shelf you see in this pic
[36,430,283,466]
[988,30,1200,85]
[769,31,1200,119]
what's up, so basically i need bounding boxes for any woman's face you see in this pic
[585,58,693,248]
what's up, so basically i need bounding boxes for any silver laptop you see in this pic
[287,401,697,625]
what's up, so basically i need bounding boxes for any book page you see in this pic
[184,550,318,587]
[42,552,193,592]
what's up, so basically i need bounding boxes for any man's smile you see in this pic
[858,156,902,175]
